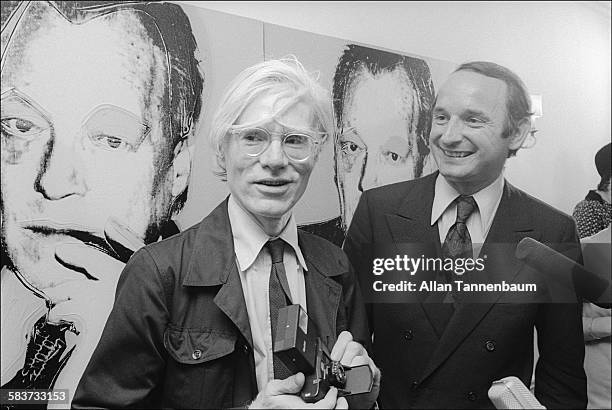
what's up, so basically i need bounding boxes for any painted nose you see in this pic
[358,153,379,192]
[35,138,88,200]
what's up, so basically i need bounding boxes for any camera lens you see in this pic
[328,361,347,388]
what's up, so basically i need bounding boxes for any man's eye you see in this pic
[241,131,267,144]
[433,114,448,124]
[90,134,130,150]
[466,117,485,127]
[1,117,47,139]
[284,134,309,146]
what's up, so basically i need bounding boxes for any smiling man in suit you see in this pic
[344,61,587,408]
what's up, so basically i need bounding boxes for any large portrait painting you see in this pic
[0,1,454,407]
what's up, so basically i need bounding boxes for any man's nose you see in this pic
[34,137,88,200]
[259,139,289,169]
[437,117,464,145]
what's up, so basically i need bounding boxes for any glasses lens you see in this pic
[284,133,313,161]
[238,128,269,156]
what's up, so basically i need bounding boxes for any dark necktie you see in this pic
[266,239,293,379]
[442,195,478,260]
[441,195,477,305]
[429,196,477,334]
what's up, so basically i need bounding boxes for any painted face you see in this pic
[223,92,318,231]
[1,8,172,289]
[430,70,524,194]
[336,68,422,229]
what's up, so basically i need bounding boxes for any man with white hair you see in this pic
[74,58,380,409]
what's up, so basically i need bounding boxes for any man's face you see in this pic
[430,70,523,195]
[1,9,171,289]
[336,68,422,229]
[223,92,318,229]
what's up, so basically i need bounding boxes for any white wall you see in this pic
[181,1,611,216]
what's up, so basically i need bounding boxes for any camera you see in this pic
[273,304,373,403]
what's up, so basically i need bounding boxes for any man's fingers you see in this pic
[313,387,338,409]
[330,331,353,361]
[104,217,145,262]
[269,372,305,395]
[339,341,364,367]
[335,397,348,409]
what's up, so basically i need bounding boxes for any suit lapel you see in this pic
[419,181,541,381]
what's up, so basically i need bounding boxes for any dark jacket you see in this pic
[344,172,587,409]
[73,199,369,409]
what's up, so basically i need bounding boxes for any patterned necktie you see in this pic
[442,195,477,260]
[440,196,477,308]
[266,239,293,379]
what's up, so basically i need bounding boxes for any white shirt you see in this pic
[227,195,308,393]
[430,173,505,258]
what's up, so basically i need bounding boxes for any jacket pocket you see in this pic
[162,327,238,408]
[164,326,237,364]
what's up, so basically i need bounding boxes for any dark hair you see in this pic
[332,44,435,177]
[595,143,611,191]
[454,61,532,157]
[2,1,204,215]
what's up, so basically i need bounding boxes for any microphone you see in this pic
[488,376,545,409]
[516,237,611,308]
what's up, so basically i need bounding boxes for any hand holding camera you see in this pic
[272,305,380,408]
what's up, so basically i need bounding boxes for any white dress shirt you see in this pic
[227,195,308,393]
[430,173,505,258]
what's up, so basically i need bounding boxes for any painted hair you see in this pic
[1,0,204,214]
[209,56,333,180]
[332,44,435,177]
[454,61,533,157]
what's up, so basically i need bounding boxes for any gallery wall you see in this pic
[181,1,611,219]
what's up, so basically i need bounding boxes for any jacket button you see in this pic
[485,340,496,352]
[403,330,414,340]
[411,381,419,390]
[242,344,249,354]
[467,391,477,401]
[192,349,202,360]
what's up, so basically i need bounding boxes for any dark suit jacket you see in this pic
[73,199,369,409]
[344,172,587,409]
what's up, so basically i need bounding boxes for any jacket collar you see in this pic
[181,198,343,349]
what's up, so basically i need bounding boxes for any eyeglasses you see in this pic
[1,89,150,160]
[230,127,320,161]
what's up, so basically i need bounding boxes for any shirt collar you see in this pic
[431,173,505,232]
[227,195,308,272]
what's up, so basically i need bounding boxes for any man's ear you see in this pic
[508,117,532,152]
[171,140,192,198]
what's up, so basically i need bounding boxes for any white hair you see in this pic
[208,56,333,180]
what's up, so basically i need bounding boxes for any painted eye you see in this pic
[89,133,130,150]
[383,150,403,164]
[1,117,47,139]
[341,141,362,154]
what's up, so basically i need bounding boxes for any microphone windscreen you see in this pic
[516,237,611,307]
[488,376,545,409]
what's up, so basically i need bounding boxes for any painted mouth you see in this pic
[21,223,116,257]
[441,148,473,158]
